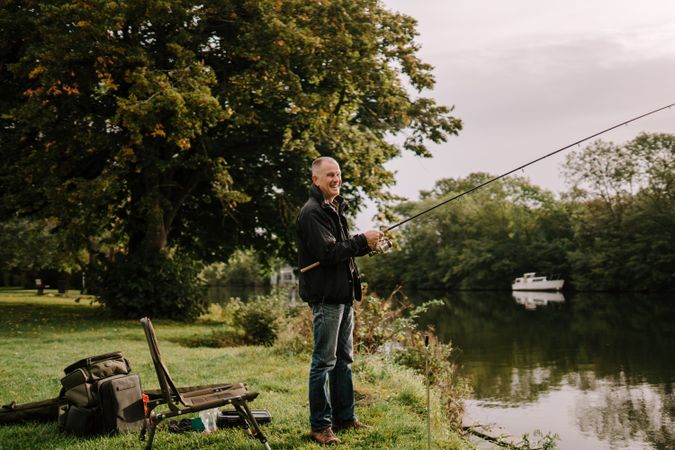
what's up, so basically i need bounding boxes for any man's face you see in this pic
[313,159,341,201]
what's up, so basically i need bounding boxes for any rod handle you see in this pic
[300,261,320,273]
[424,335,429,348]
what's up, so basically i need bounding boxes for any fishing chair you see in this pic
[139,317,271,450]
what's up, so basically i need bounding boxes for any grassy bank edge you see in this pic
[0,290,472,449]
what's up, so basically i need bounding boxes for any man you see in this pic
[296,156,383,445]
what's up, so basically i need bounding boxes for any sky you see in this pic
[355,0,675,231]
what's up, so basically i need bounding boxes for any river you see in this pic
[404,290,675,450]
[208,286,674,448]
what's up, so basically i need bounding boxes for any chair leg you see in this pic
[235,400,271,448]
[139,419,147,441]
[145,422,157,450]
[140,404,159,442]
[232,403,253,437]
[145,416,160,450]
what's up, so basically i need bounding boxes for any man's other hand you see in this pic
[364,230,384,250]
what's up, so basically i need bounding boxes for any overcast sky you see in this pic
[355,0,675,230]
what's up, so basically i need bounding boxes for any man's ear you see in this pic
[311,175,318,185]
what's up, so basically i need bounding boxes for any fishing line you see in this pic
[300,101,675,273]
[386,101,675,232]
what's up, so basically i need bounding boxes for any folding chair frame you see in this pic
[139,317,271,450]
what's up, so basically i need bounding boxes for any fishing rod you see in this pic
[300,101,675,273]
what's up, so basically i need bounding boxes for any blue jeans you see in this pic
[309,303,356,431]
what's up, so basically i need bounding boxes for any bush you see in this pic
[354,289,444,354]
[354,290,469,426]
[234,293,287,346]
[392,335,470,425]
[200,249,268,287]
[93,251,207,321]
[200,299,245,324]
[275,306,314,354]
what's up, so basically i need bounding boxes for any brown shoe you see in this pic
[333,419,371,433]
[310,427,341,445]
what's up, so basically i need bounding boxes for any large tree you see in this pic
[0,0,461,317]
[562,133,675,291]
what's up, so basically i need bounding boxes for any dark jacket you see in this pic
[297,185,370,304]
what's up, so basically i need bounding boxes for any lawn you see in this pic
[0,289,471,449]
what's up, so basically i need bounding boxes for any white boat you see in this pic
[511,272,564,291]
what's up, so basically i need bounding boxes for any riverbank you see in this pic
[0,289,470,449]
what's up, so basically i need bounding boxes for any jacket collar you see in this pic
[310,184,348,212]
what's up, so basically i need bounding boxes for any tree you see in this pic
[200,249,267,287]
[562,133,675,291]
[0,0,461,317]
[361,174,572,290]
[0,218,83,281]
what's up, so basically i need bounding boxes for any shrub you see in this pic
[393,334,470,425]
[200,249,268,287]
[200,299,245,324]
[354,289,444,354]
[275,306,314,354]
[234,292,287,346]
[93,251,207,321]
[183,292,298,348]
[176,327,242,348]
[354,289,469,426]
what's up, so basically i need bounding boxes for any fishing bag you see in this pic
[58,352,145,436]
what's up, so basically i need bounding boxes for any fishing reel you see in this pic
[368,238,393,256]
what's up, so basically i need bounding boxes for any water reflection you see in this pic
[573,379,675,449]
[400,290,675,449]
[512,290,565,310]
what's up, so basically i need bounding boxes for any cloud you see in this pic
[355,1,675,230]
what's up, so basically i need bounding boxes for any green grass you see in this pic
[0,289,471,449]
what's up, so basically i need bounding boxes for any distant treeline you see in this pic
[361,133,675,292]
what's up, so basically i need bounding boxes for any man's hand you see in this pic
[364,229,384,250]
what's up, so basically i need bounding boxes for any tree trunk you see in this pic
[126,161,204,259]
[141,194,169,254]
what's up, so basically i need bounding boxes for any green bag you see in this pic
[58,352,143,436]
[62,352,131,381]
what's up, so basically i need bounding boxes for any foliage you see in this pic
[362,133,674,292]
[354,290,469,425]
[235,293,287,346]
[354,289,444,353]
[0,0,462,317]
[275,304,314,355]
[392,333,470,426]
[92,250,207,321]
[200,249,268,286]
[186,292,291,347]
[562,133,675,291]
[0,218,83,274]
[362,174,572,290]
[198,300,245,325]
[517,430,560,450]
